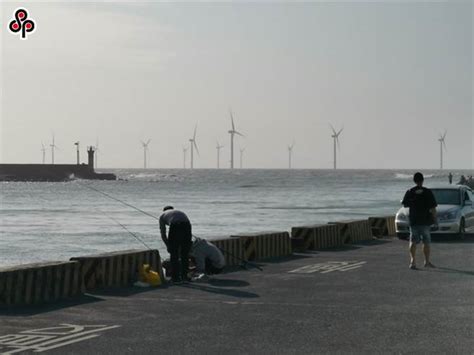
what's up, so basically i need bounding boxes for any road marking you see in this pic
[289,261,367,274]
[0,324,120,354]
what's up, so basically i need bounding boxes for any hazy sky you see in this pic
[1,1,472,169]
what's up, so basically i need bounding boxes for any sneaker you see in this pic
[424,262,435,268]
[409,263,417,270]
[191,273,209,282]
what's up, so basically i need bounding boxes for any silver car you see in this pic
[396,185,474,239]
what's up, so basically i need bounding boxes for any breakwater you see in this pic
[0,216,395,307]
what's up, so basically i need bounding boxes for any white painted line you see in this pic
[289,261,367,274]
[0,324,121,355]
[35,335,100,352]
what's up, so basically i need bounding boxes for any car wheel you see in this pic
[458,218,466,240]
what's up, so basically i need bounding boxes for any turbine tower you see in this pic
[182,145,188,169]
[141,139,151,169]
[228,109,244,169]
[41,142,46,164]
[74,141,80,164]
[239,147,245,169]
[216,141,224,169]
[438,131,447,170]
[189,125,199,169]
[50,133,59,164]
[330,125,343,169]
[288,141,295,169]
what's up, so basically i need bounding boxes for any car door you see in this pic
[463,190,474,231]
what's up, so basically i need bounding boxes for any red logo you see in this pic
[9,8,36,39]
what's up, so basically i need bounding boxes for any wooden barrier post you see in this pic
[369,216,396,237]
[71,249,164,292]
[291,224,347,251]
[0,261,82,307]
[230,231,291,261]
[208,237,243,267]
[329,219,372,243]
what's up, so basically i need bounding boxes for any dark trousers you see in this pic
[168,222,192,280]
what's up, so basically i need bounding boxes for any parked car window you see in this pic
[466,190,473,202]
[431,189,461,205]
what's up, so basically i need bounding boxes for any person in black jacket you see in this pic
[159,206,192,283]
[401,172,437,270]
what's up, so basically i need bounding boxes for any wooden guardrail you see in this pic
[0,261,82,306]
[209,237,243,267]
[291,224,342,251]
[329,219,373,243]
[71,249,163,291]
[368,216,396,237]
[231,231,292,261]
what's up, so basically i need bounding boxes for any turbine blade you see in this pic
[193,125,197,140]
[194,141,200,156]
[230,110,235,131]
[234,131,245,137]
[329,124,337,135]
[337,127,344,136]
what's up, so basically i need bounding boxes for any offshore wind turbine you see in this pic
[50,133,59,164]
[288,141,295,169]
[141,139,151,169]
[228,109,244,169]
[41,142,46,164]
[182,145,188,169]
[189,125,199,169]
[330,125,343,169]
[438,130,447,170]
[239,147,245,169]
[216,141,224,169]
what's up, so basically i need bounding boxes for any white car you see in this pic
[396,185,474,239]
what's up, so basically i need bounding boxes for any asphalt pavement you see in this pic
[1,236,473,354]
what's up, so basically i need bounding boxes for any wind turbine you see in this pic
[216,141,224,169]
[330,125,343,169]
[50,133,59,164]
[189,125,199,169]
[41,142,46,164]
[228,109,244,169]
[438,130,447,170]
[239,147,245,169]
[141,139,151,169]
[182,145,188,169]
[288,141,295,169]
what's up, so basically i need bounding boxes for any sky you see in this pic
[1,1,472,169]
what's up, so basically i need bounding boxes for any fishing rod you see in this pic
[99,209,153,250]
[192,235,263,271]
[220,247,263,271]
[77,181,161,222]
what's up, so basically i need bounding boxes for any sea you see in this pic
[1,169,472,267]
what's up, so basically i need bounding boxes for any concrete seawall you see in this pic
[0,215,395,307]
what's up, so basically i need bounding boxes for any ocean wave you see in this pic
[395,173,434,179]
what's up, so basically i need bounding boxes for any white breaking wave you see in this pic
[395,173,434,179]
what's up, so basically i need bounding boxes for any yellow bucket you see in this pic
[139,264,162,287]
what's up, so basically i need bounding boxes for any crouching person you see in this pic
[190,237,226,281]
